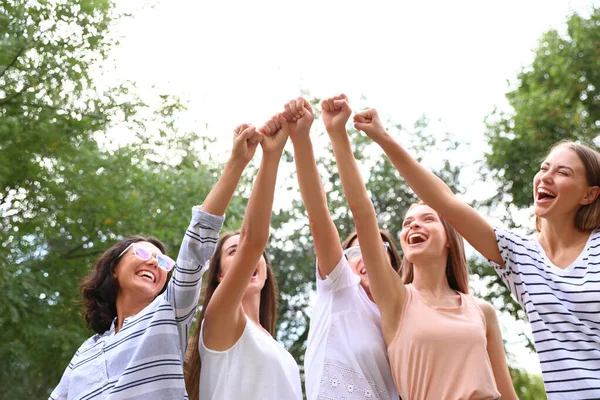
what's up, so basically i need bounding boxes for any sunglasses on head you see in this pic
[344,241,391,262]
[117,243,176,272]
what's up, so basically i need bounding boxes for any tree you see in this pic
[485,7,600,208]
[472,8,600,400]
[0,1,247,397]
[2,1,549,396]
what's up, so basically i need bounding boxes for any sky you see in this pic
[101,0,597,374]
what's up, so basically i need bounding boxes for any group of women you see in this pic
[50,95,600,400]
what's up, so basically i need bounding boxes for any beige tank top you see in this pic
[387,284,500,400]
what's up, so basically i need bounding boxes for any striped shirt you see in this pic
[490,227,600,399]
[49,207,224,400]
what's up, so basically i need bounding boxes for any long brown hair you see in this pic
[536,140,600,232]
[342,230,402,275]
[400,203,470,294]
[80,235,169,334]
[184,231,279,400]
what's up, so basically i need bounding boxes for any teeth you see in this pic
[137,271,155,282]
[537,188,556,197]
[408,233,426,244]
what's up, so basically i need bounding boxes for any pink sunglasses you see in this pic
[117,243,175,272]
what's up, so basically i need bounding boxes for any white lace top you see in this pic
[304,255,399,400]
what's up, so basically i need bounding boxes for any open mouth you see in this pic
[251,269,258,279]
[136,270,156,283]
[408,233,427,245]
[359,267,367,275]
[537,187,557,202]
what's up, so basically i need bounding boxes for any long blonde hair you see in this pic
[183,232,279,400]
[400,203,470,293]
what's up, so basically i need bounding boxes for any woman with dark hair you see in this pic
[282,97,400,400]
[184,112,302,400]
[323,94,516,399]
[49,124,262,400]
[355,105,600,399]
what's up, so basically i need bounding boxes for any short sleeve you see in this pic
[489,227,537,303]
[316,254,360,294]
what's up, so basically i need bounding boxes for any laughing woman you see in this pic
[184,114,302,400]
[354,107,600,400]
[323,94,517,400]
[282,97,400,400]
[49,124,261,400]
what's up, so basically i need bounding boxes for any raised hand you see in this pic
[231,124,262,165]
[282,97,314,141]
[353,108,388,143]
[321,94,352,133]
[258,113,289,156]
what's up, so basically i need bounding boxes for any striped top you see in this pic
[49,207,223,400]
[491,227,600,400]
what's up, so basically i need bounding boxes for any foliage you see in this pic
[1,1,553,397]
[0,1,245,397]
[510,367,547,400]
[485,7,600,208]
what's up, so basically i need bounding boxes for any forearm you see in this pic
[169,209,224,353]
[201,157,247,216]
[292,136,342,275]
[327,127,403,313]
[238,154,280,250]
[328,128,376,218]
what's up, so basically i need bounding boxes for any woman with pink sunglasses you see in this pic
[49,124,262,400]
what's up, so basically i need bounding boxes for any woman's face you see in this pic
[399,205,449,264]
[533,146,598,221]
[218,234,268,295]
[345,237,392,293]
[113,241,169,302]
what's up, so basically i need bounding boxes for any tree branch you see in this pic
[0,84,33,106]
[0,45,27,81]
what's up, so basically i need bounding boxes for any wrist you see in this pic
[290,134,311,145]
[325,126,348,139]
[374,129,393,145]
[262,150,284,162]
[225,156,248,172]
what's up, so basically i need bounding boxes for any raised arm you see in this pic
[354,109,503,266]
[203,113,288,349]
[201,124,262,216]
[170,124,261,354]
[284,97,342,278]
[323,94,405,342]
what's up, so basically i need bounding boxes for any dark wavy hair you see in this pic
[80,235,169,334]
[184,231,278,400]
[341,229,402,275]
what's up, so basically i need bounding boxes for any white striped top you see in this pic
[491,227,600,400]
[49,207,223,400]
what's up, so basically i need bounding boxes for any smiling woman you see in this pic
[360,104,600,400]
[324,97,516,400]
[79,236,172,335]
[50,210,225,400]
[49,118,262,400]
